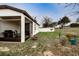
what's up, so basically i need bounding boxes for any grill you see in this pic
[3,30,14,38]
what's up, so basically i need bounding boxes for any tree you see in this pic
[58,16,70,28]
[58,16,70,24]
[49,22,57,27]
[42,16,53,27]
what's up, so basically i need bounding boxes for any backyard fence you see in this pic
[39,27,55,32]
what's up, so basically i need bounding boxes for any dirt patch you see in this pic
[31,42,38,48]
[0,47,10,51]
[43,50,54,56]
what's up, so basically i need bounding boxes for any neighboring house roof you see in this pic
[64,22,71,26]
[0,5,39,25]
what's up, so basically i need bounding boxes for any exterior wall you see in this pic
[25,15,39,36]
[0,9,21,16]
[25,18,31,23]
[32,22,39,35]
[0,9,40,41]
[39,27,54,32]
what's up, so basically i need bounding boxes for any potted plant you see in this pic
[66,33,77,46]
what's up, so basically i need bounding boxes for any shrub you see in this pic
[70,23,79,27]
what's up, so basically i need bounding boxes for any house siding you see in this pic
[32,22,39,35]
[0,9,22,16]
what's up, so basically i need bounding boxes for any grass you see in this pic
[0,27,79,56]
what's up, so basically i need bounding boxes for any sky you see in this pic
[0,3,79,24]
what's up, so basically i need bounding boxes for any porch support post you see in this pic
[21,14,25,43]
[29,23,32,37]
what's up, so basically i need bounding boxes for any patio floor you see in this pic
[0,36,29,42]
[0,37,21,42]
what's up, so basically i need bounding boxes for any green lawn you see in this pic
[0,28,79,56]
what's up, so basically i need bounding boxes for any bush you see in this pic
[70,23,79,27]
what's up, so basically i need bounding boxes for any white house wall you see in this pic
[25,15,39,36]
[25,18,30,23]
[32,22,39,35]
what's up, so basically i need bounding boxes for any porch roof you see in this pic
[0,16,21,19]
[0,5,39,25]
